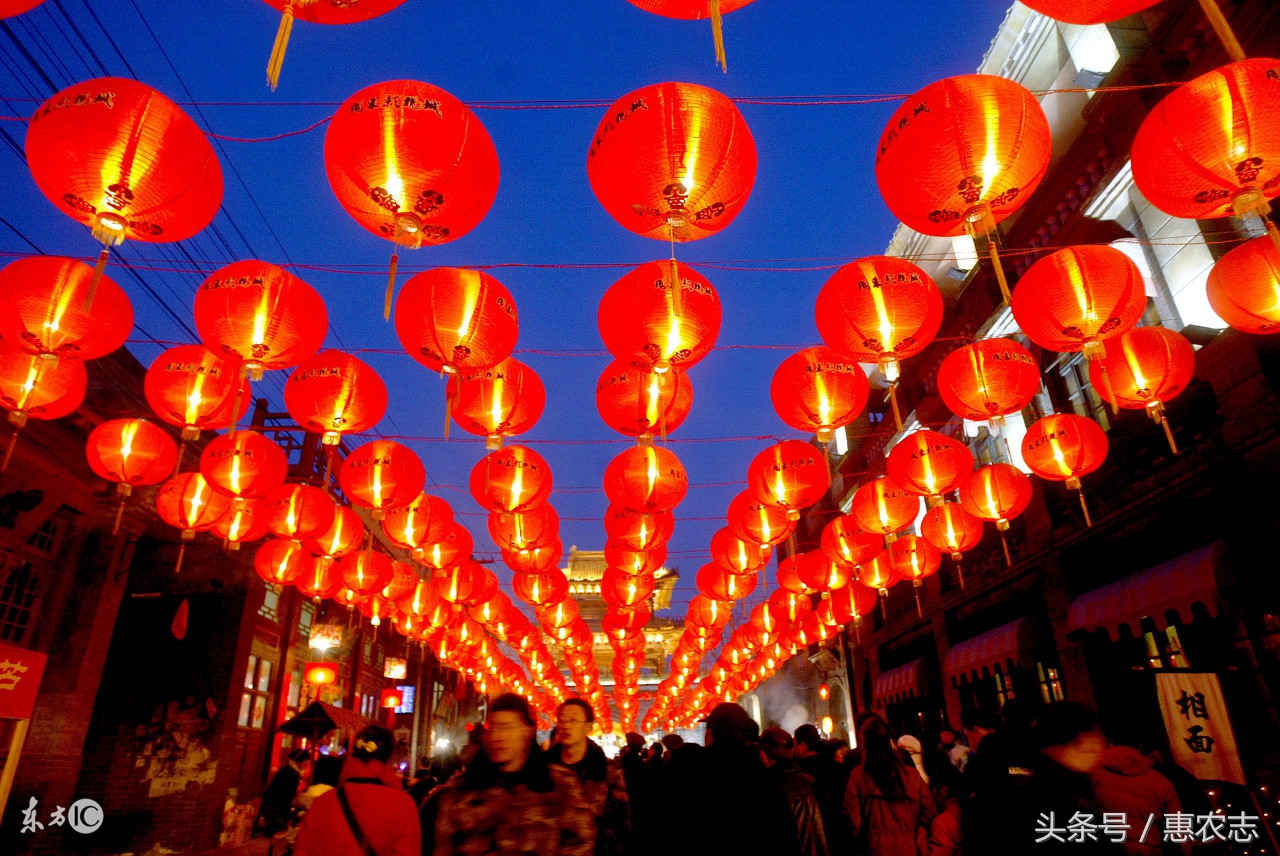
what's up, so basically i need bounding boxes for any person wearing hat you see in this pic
[294,725,421,856]
[760,727,829,856]
[431,693,595,856]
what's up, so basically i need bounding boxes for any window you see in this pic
[298,602,314,639]
[259,585,281,622]
[0,560,38,643]
[25,519,59,555]
[1037,663,1065,704]
[239,655,273,729]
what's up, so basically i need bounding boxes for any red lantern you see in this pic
[829,583,878,630]
[1090,326,1196,454]
[885,430,973,505]
[0,347,86,428]
[687,595,730,630]
[604,606,651,641]
[0,256,132,361]
[212,501,270,550]
[874,74,1050,296]
[888,534,942,615]
[605,541,666,576]
[726,490,795,548]
[769,347,870,442]
[1022,413,1109,526]
[382,561,419,603]
[775,554,810,594]
[1206,234,1280,334]
[325,81,498,313]
[339,440,425,519]
[200,430,288,501]
[513,568,570,606]
[588,82,756,242]
[260,0,408,89]
[303,662,340,685]
[1019,0,1158,24]
[960,464,1033,565]
[1012,246,1146,362]
[25,77,222,249]
[1132,60,1280,225]
[858,552,897,610]
[417,523,475,572]
[695,563,755,602]
[195,260,327,378]
[820,514,883,569]
[623,1,756,71]
[596,359,694,440]
[145,345,250,439]
[87,418,178,532]
[920,502,984,583]
[433,561,485,605]
[798,550,852,594]
[285,351,387,445]
[936,339,1041,431]
[262,483,335,541]
[539,598,580,631]
[814,256,943,400]
[255,538,313,586]
[849,476,920,536]
[1,1,46,16]
[747,439,831,515]
[304,504,366,560]
[598,261,722,373]
[157,472,233,539]
[470,445,552,513]
[296,556,343,601]
[604,505,675,551]
[382,493,454,552]
[769,588,813,626]
[395,267,518,376]
[447,358,545,448]
[503,539,563,575]
[604,445,688,513]
[604,567,658,607]
[338,549,394,597]
[710,527,769,574]
[489,504,559,553]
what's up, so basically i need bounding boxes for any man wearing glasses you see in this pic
[547,699,631,856]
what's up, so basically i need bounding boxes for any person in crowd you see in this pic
[924,761,964,856]
[795,725,849,855]
[660,733,684,762]
[959,701,1035,853]
[294,726,421,856]
[760,726,829,856]
[1092,740,1187,856]
[255,748,309,838]
[296,754,343,813]
[1014,702,1125,854]
[618,732,655,854]
[843,716,937,856]
[794,724,824,779]
[937,728,971,773]
[431,693,595,856]
[896,735,931,786]
[547,699,630,856]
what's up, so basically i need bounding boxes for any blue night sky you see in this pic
[0,1,1011,620]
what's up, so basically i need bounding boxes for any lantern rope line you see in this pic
[1195,0,1247,63]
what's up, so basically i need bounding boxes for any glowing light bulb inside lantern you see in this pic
[817,376,832,430]
[758,507,772,544]
[371,462,385,514]
[187,481,207,531]
[249,290,270,380]
[646,374,661,426]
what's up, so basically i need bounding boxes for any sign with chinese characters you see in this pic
[1155,672,1245,785]
[383,657,407,679]
[0,642,47,720]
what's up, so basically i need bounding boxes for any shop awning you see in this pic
[872,658,926,708]
[279,701,371,741]
[1068,542,1225,640]
[944,617,1039,687]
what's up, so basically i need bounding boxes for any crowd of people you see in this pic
[256,693,1213,856]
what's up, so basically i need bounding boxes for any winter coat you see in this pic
[844,763,937,856]
[667,740,793,856]
[294,778,422,856]
[926,797,962,856]
[432,746,595,856]
[256,764,301,837]
[1011,753,1126,854]
[546,741,631,856]
[767,761,830,856]
[1091,746,1186,856]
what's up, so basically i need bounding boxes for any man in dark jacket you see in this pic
[254,748,308,837]
[761,727,829,856]
[547,699,630,856]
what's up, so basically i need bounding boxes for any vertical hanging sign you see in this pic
[0,643,46,721]
[1155,672,1245,785]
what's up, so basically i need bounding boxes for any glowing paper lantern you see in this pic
[262,483,335,542]
[447,357,545,448]
[200,431,288,501]
[145,345,250,439]
[709,527,769,574]
[157,472,233,540]
[304,504,366,561]
[382,493,453,552]
[885,430,974,505]
[605,541,666,576]
[605,567,658,607]
[598,261,722,373]
[849,476,920,537]
[339,439,426,519]
[194,260,328,378]
[489,504,559,553]
[829,583,878,639]
[935,339,1041,432]
[747,439,830,516]
[212,500,270,550]
[887,534,942,616]
[596,359,694,440]
[502,539,563,575]
[0,256,132,361]
[623,1,756,71]
[261,0,410,90]
[604,445,688,513]
[920,502,984,589]
[339,549,394,597]
[87,418,178,533]
[285,351,387,445]
[297,559,343,602]
[469,445,552,513]
[1089,326,1196,454]
[695,563,756,602]
[417,523,475,573]
[959,464,1033,565]
[304,662,339,685]
[1019,0,1158,24]
[395,267,518,375]
[726,491,795,549]
[797,550,852,594]
[0,347,86,428]
[820,514,883,570]
[325,80,499,313]
[255,538,314,585]
[604,505,675,551]
[1206,235,1280,334]
[769,347,870,442]
[512,568,570,606]
[1021,413,1109,526]
[587,82,756,242]
[1,1,46,17]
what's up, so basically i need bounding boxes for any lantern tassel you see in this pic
[669,254,683,319]
[658,372,668,443]
[1000,531,1012,567]
[173,543,186,575]
[913,584,923,619]
[1092,360,1121,417]
[1077,487,1093,528]
[321,445,334,490]
[954,558,966,591]
[887,383,904,433]
[228,365,249,436]
[444,382,454,440]
[1157,406,1179,455]
[267,5,295,91]
[710,0,727,72]
[82,248,110,313]
[1195,0,1247,62]
[386,251,399,322]
[988,239,1012,305]
[0,428,19,475]
[878,593,887,621]
[172,441,185,478]
[853,617,862,645]
[112,495,128,536]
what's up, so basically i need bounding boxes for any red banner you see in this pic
[0,642,47,720]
